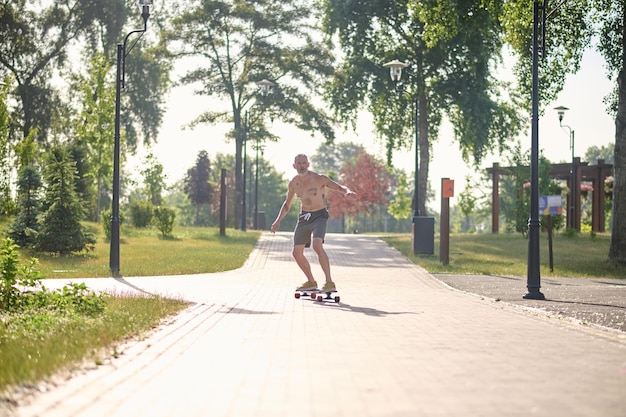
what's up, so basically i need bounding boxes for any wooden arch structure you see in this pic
[486,159,613,233]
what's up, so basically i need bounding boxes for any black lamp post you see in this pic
[554,105,577,230]
[253,79,273,230]
[241,79,274,231]
[383,59,434,254]
[110,0,153,278]
[524,0,545,300]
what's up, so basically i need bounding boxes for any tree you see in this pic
[387,169,413,221]
[140,152,167,206]
[8,166,42,247]
[598,0,626,264]
[504,0,625,263]
[35,146,95,255]
[327,151,394,220]
[168,0,336,228]
[323,0,523,216]
[0,77,12,216]
[457,176,478,233]
[0,0,125,143]
[184,150,214,226]
[71,52,116,222]
[585,143,615,165]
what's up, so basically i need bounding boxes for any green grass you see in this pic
[0,295,189,393]
[1,223,260,398]
[381,232,626,279]
[22,225,262,279]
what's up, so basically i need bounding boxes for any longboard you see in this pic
[294,289,340,303]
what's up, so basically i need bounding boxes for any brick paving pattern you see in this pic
[9,233,626,417]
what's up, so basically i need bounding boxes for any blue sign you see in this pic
[539,195,563,215]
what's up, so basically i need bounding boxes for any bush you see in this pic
[130,200,154,228]
[153,206,176,237]
[0,238,105,314]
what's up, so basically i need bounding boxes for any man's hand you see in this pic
[270,221,280,233]
[345,187,356,196]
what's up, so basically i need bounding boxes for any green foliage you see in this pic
[322,0,523,217]
[0,238,104,314]
[129,200,154,228]
[388,171,413,220]
[184,150,215,226]
[8,166,42,248]
[35,146,96,255]
[141,153,167,206]
[169,0,335,228]
[153,206,176,237]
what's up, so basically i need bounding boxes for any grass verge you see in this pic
[380,232,626,279]
[23,225,262,279]
[0,295,189,395]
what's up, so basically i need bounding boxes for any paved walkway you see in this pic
[11,233,626,417]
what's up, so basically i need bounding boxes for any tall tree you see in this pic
[322,0,522,215]
[184,150,214,226]
[168,0,336,228]
[503,0,625,263]
[0,78,11,216]
[35,146,95,255]
[597,0,626,264]
[0,0,125,143]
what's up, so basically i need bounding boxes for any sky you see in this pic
[136,44,615,212]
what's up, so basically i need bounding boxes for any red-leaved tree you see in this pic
[327,152,394,219]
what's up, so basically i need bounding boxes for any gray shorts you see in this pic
[294,209,329,247]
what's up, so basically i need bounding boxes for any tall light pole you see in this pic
[110,0,153,278]
[383,59,434,254]
[254,79,274,230]
[241,79,274,231]
[554,105,577,230]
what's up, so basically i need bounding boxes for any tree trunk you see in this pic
[418,96,429,217]
[609,7,626,264]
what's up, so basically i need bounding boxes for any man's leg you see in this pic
[292,244,316,282]
[312,237,332,284]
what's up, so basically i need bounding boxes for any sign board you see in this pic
[539,195,563,215]
[442,179,454,198]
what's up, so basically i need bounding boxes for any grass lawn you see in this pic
[1,223,260,398]
[381,232,626,279]
[19,224,262,279]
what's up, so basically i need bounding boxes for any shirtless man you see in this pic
[270,154,355,292]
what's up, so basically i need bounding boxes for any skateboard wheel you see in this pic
[295,293,301,299]
[317,295,323,302]
[334,296,340,303]
[310,292,316,299]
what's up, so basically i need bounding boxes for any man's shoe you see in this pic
[321,282,336,292]
[296,281,318,291]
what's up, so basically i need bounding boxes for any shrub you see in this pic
[130,200,154,228]
[153,206,176,237]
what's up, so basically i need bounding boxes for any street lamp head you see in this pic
[554,105,569,123]
[383,60,408,83]
[257,79,275,96]
[138,0,153,23]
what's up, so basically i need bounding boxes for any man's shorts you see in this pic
[293,208,329,247]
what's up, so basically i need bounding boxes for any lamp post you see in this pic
[110,0,153,278]
[254,79,273,230]
[554,105,576,230]
[241,79,274,231]
[383,59,434,254]
[523,0,545,300]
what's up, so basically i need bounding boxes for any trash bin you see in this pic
[256,211,266,230]
[412,216,434,254]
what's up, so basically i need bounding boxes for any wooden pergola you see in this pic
[486,159,613,233]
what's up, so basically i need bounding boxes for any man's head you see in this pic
[293,154,310,177]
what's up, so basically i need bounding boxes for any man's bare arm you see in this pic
[271,183,296,233]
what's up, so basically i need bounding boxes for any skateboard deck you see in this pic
[294,289,340,303]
